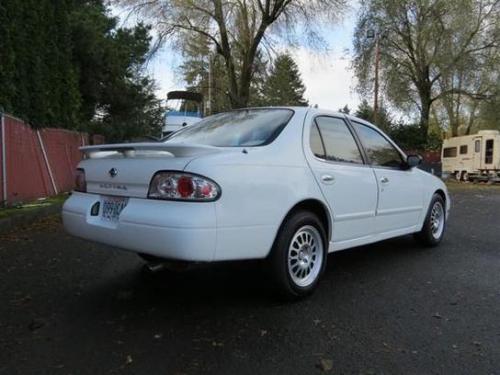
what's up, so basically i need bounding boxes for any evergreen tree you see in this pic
[0,0,162,140]
[338,105,351,114]
[179,33,232,115]
[354,100,392,133]
[260,53,308,107]
[0,0,80,127]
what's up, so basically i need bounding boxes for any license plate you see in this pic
[101,196,128,221]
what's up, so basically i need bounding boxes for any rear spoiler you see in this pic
[80,142,220,158]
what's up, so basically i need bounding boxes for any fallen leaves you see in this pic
[318,358,333,372]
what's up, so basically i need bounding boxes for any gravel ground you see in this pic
[0,187,499,374]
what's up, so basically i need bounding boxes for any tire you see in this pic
[455,171,462,181]
[414,194,446,247]
[463,171,469,182]
[269,210,327,300]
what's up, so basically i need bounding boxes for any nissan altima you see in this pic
[63,107,450,299]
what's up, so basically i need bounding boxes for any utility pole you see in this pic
[207,52,213,116]
[373,36,380,125]
[367,29,380,125]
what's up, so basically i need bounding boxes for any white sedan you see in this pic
[63,107,450,299]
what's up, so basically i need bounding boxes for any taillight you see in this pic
[75,168,87,192]
[148,172,220,201]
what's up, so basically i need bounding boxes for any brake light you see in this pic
[75,168,86,192]
[177,176,194,197]
[148,172,220,201]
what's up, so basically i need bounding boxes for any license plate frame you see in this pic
[100,196,128,222]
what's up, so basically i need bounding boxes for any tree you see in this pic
[354,99,393,133]
[259,52,308,106]
[114,0,346,109]
[354,100,442,150]
[476,80,500,131]
[338,105,351,114]
[179,33,267,114]
[0,0,80,127]
[353,0,500,143]
[92,77,164,141]
[0,0,162,140]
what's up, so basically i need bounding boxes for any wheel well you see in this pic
[283,199,331,242]
[435,189,446,204]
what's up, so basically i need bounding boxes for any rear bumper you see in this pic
[62,192,217,261]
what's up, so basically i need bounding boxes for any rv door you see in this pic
[473,137,482,170]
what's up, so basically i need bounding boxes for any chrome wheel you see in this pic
[287,225,324,287]
[430,201,445,239]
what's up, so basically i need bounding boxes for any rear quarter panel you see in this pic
[184,109,328,261]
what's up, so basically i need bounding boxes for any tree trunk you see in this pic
[419,95,432,145]
[416,68,434,146]
[464,101,479,135]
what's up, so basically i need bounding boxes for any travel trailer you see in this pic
[442,130,500,182]
[162,91,203,136]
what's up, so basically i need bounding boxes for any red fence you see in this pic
[0,113,103,205]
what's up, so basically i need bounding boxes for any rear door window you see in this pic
[312,117,364,164]
[310,122,325,159]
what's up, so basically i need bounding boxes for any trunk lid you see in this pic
[79,143,220,198]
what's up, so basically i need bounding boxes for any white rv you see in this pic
[442,130,500,182]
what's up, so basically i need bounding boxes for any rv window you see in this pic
[443,147,457,158]
[485,139,494,164]
[475,140,480,153]
[459,145,468,154]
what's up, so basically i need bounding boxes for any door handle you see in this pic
[380,176,389,184]
[321,174,335,184]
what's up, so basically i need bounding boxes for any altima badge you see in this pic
[108,168,118,178]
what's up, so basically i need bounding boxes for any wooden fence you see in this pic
[0,112,103,205]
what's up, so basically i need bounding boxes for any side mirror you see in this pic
[406,154,422,168]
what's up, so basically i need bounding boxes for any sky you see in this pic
[115,3,362,112]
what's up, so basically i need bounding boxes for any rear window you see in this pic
[443,147,457,158]
[164,109,294,147]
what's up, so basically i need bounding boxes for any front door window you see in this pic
[351,121,404,168]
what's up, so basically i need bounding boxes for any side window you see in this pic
[310,122,325,158]
[352,121,404,168]
[313,117,363,164]
[459,145,468,154]
[485,139,494,164]
[475,140,481,153]
[443,147,457,158]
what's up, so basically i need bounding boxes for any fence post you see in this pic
[1,113,7,204]
[37,129,58,195]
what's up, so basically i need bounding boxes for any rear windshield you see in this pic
[164,109,294,147]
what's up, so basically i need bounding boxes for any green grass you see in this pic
[445,179,500,192]
[0,194,68,219]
